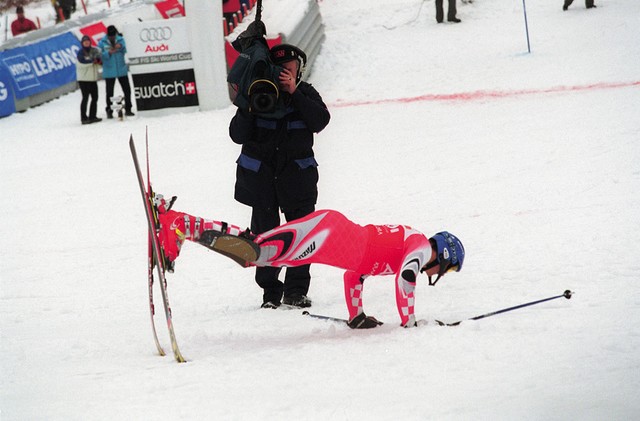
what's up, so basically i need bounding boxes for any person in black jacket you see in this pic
[229,43,331,309]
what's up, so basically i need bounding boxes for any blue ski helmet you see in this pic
[421,231,465,285]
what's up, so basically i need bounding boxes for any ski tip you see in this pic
[302,311,310,316]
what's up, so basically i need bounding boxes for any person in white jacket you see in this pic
[76,35,102,124]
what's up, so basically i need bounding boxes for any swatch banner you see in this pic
[0,63,16,118]
[132,68,199,110]
[0,32,80,100]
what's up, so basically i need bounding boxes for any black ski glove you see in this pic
[347,313,383,329]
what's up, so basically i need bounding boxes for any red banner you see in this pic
[79,22,107,46]
[155,0,185,19]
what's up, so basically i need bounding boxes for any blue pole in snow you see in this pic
[522,0,531,53]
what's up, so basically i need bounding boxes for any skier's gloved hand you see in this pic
[403,319,431,328]
[348,313,383,329]
[402,314,417,328]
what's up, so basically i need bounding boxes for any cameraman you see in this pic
[229,44,331,309]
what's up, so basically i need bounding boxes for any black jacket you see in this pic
[230,82,330,212]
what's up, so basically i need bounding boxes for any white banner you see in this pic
[124,18,192,74]
[185,0,229,110]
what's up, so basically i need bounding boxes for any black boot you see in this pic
[283,295,312,308]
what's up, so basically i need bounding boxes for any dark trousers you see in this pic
[251,205,315,304]
[564,0,595,7]
[436,0,457,22]
[61,6,71,19]
[105,76,133,115]
[79,81,98,121]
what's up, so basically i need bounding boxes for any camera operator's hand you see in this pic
[278,68,297,94]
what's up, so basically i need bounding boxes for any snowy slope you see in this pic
[1,0,639,420]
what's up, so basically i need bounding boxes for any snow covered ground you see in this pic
[1,0,639,419]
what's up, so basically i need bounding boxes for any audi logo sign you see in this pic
[126,19,192,73]
[139,27,173,42]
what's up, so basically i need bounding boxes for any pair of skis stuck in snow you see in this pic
[130,135,259,362]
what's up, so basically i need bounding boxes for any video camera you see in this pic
[227,21,306,119]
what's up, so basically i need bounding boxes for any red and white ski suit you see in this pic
[161,209,433,325]
[253,210,432,325]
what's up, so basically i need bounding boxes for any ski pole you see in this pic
[436,290,573,326]
[302,311,348,324]
[522,0,531,53]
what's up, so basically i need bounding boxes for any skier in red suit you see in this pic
[156,202,465,329]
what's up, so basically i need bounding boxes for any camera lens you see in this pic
[251,92,277,114]
[248,79,279,114]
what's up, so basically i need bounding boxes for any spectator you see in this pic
[98,25,135,119]
[229,43,331,309]
[11,6,38,37]
[435,0,461,23]
[76,35,102,125]
[55,0,76,20]
[563,0,596,10]
[51,0,62,22]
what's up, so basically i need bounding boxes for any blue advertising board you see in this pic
[0,32,80,101]
[0,63,16,118]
